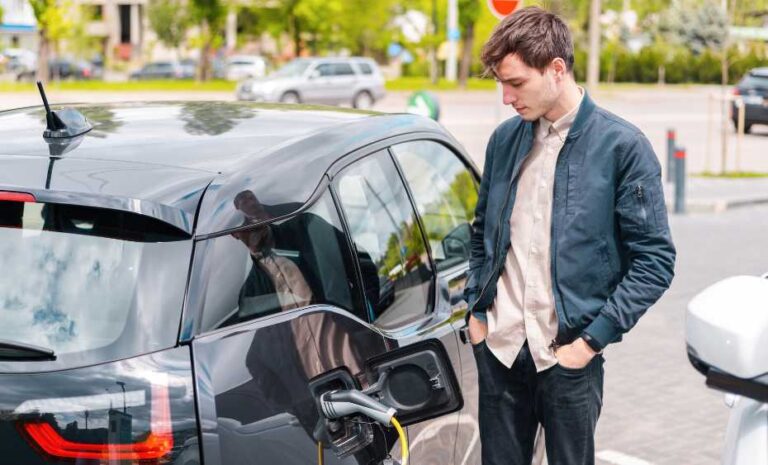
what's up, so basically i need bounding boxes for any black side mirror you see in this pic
[440,222,471,262]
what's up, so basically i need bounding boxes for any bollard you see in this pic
[674,147,686,214]
[666,128,676,183]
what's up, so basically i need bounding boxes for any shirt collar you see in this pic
[537,87,584,142]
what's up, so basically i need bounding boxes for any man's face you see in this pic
[495,53,560,121]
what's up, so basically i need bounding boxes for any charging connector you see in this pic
[320,389,397,426]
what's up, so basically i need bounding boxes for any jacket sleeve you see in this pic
[463,130,496,313]
[583,133,676,348]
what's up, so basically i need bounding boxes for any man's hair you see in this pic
[481,7,574,76]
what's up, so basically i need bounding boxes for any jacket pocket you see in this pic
[619,181,660,233]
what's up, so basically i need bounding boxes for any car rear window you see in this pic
[357,62,374,75]
[741,73,768,89]
[0,200,192,368]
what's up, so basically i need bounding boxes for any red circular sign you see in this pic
[487,0,521,19]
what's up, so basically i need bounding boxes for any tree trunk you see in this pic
[291,14,301,57]
[198,22,212,81]
[458,20,475,89]
[36,30,49,83]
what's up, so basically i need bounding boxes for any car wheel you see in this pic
[280,91,301,104]
[744,122,753,134]
[353,91,374,110]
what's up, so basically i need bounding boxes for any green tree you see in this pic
[653,0,726,55]
[190,0,226,80]
[29,0,72,82]
[458,0,481,87]
[148,0,190,59]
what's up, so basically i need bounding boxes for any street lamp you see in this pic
[116,381,127,413]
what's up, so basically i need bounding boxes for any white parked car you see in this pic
[225,55,267,81]
[236,57,386,109]
[686,273,768,465]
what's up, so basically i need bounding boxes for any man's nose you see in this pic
[502,86,516,105]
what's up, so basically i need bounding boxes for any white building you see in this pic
[0,0,37,50]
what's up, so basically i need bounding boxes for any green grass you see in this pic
[0,80,238,92]
[0,77,704,93]
[695,171,768,179]
[384,77,497,91]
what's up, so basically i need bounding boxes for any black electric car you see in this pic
[0,101,483,465]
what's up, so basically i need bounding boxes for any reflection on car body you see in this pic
[0,101,482,465]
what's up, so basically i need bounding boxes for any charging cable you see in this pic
[318,389,409,465]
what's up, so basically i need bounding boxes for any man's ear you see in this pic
[551,57,568,80]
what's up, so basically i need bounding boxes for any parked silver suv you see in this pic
[236,57,386,109]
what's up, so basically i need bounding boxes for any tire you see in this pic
[279,91,301,104]
[352,90,374,110]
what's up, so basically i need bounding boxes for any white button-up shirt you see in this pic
[485,93,583,372]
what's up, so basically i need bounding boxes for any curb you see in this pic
[667,196,768,213]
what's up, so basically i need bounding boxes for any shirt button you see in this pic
[535,212,543,220]
[531,246,538,254]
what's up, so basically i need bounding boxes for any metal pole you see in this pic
[587,0,601,92]
[736,97,745,173]
[674,147,686,214]
[720,0,730,176]
[446,0,458,81]
[706,93,713,173]
[666,128,676,183]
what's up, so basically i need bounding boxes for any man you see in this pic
[464,7,676,465]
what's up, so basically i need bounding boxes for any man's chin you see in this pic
[515,108,541,121]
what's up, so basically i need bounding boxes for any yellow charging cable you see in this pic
[391,416,408,465]
[317,415,408,465]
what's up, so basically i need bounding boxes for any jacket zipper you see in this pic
[635,184,647,226]
[472,150,529,310]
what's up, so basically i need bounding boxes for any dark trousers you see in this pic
[473,340,604,465]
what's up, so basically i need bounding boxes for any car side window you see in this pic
[391,141,479,272]
[356,62,373,75]
[197,189,363,332]
[335,150,433,330]
[333,63,355,76]
[316,63,334,77]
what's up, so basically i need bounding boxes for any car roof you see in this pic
[0,101,454,236]
[748,67,768,77]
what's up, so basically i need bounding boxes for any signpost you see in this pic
[487,0,521,19]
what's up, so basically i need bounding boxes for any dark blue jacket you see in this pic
[464,92,676,349]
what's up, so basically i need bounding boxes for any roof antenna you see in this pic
[36,81,92,139]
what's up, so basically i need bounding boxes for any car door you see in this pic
[390,139,482,465]
[189,189,368,465]
[325,148,462,465]
[329,62,358,105]
[302,62,335,104]
[188,184,463,465]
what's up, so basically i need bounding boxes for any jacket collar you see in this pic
[521,90,596,146]
[565,90,596,140]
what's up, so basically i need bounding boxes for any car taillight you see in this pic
[0,191,36,202]
[3,348,199,465]
[732,88,740,96]
[20,381,172,461]
[82,68,91,78]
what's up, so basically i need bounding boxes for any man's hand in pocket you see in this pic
[468,314,488,345]
[555,337,597,369]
